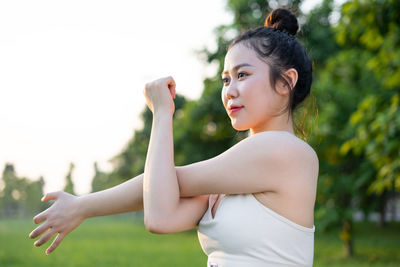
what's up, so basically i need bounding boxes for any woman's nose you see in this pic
[225,82,239,99]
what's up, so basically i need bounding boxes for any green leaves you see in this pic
[342,93,400,195]
[336,0,400,89]
[304,1,400,245]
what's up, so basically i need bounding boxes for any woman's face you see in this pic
[221,43,288,134]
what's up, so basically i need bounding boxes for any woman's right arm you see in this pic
[29,171,209,255]
[79,173,145,217]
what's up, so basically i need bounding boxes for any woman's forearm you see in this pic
[143,112,179,228]
[77,165,194,220]
[78,173,144,218]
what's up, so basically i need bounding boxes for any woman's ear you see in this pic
[285,68,298,90]
[276,68,298,95]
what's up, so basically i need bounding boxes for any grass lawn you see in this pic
[0,214,206,266]
[0,214,399,266]
[314,221,400,266]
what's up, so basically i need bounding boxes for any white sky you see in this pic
[0,0,321,196]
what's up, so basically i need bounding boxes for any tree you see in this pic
[24,176,47,215]
[108,94,188,182]
[91,162,110,192]
[306,0,400,257]
[63,162,76,195]
[338,0,400,198]
[1,163,20,217]
[0,163,47,217]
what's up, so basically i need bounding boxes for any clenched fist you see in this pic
[143,76,176,115]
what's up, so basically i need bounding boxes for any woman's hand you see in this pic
[29,191,85,255]
[143,76,176,115]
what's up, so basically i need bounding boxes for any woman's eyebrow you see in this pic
[221,63,254,76]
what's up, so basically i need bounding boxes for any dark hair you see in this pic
[228,8,313,122]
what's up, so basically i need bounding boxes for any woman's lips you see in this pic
[228,106,243,115]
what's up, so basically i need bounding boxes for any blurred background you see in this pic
[1,0,399,266]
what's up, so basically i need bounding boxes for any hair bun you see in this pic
[264,8,299,36]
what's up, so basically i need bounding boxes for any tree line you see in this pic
[0,162,77,218]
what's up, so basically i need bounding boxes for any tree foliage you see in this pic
[305,0,400,256]
[63,162,76,195]
[0,163,47,217]
[338,0,400,195]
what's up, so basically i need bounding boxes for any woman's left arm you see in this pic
[142,76,197,232]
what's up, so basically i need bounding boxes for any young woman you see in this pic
[29,8,318,267]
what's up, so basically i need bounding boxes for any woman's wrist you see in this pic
[76,196,92,219]
[153,110,173,121]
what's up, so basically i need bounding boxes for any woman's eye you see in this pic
[238,72,247,78]
[222,73,246,85]
[222,77,229,84]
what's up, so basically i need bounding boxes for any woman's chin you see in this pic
[231,121,249,131]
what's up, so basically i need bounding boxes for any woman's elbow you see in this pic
[144,224,163,234]
[144,216,170,234]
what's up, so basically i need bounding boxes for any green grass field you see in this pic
[0,214,399,266]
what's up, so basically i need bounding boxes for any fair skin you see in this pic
[29,43,318,255]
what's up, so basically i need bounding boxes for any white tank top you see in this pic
[197,193,315,267]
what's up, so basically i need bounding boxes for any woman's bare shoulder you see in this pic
[248,131,319,170]
[177,130,318,197]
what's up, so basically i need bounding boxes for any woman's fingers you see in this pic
[46,233,65,255]
[29,222,50,239]
[33,209,49,224]
[41,191,61,202]
[167,77,176,99]
[34,228,56,247]
[32,191,64,224]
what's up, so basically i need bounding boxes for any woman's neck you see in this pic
[249,113,294,136]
